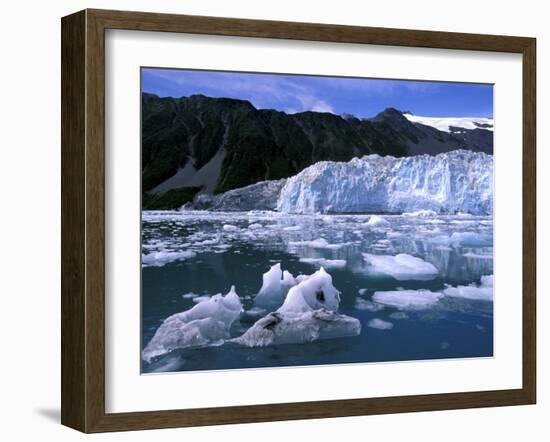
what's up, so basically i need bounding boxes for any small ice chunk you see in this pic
[372,289,443,310]
[222,224,238,231]
[389,311,408,320]
[358,288,368,295]
[355,298,384,311]
[290,238,328,248]
[462,252,493,260]
[362,253,438,280]
[450,231,492,247]
[283,225,302,231]
[367,318,394,330]
[289,238,347,249]
[366,215,390,226]
[322,259,346,268]
[300,258,347,269]
[142,286,243,362]
[299,257,324,265]
[248,223,262,230]
[142,250,196,267]
[181,292,199,299]
[386,231,404,238]
[402,209,437,217]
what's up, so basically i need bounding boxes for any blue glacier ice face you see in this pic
[277,150,493,215]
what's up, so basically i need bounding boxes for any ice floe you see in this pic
[366,215,390,226]
[372,289,444,310]
[389,311,408,320]
[443,274,493,301]
[142,286,243,362]
[142,250,196,267]
[402,209,437,217]
[362,253,439,280]
[367,318,394,330]
[300,257,347,268]
[355,298,384,312]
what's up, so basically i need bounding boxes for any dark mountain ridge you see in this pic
[142,92,493,199]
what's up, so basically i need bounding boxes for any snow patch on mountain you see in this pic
[403,114,494,133]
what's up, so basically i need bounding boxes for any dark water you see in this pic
[141,211,493,373]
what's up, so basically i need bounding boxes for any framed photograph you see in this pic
[61,9,536,433]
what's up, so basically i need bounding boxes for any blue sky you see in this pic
[142,68,493,118]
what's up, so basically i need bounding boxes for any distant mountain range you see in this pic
[142,92,493,208]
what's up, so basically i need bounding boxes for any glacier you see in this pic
[277,150,493,215]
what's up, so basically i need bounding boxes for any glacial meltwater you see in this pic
[141,210,493,373]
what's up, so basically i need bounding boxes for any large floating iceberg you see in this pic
[277,150,492,215]
[233,267,361,347]
[142,286,243,362]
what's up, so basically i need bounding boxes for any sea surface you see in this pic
[141,210,493,373]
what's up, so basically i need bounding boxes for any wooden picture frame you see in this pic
[61,8,536,433]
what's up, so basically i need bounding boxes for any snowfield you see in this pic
[403,113,494,133]
[277,150,493,215]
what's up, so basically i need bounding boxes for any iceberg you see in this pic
[362,253,439,280]
[142,286,243,362]
[233,267,361,347]
[277,150,492,215]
